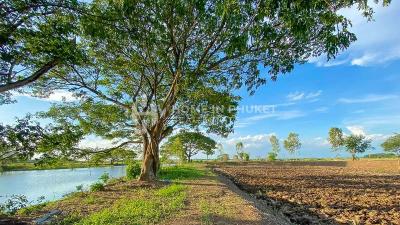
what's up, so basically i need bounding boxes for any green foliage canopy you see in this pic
[381,134,400,156]
[0,0,83,103]
[0,116,83,164]
[269,135,280,153]
[343,134,372,160]
[328,127,344,151]
[284,132,301,155]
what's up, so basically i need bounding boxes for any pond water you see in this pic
[0,166,126,205]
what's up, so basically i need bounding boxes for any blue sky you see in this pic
[1,1,399,159]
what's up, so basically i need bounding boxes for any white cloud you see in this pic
[286,90,322,101]
[306,90,323,99]
[13,90,79,102]
[351,54,377,66]
[346,125,390,141]
[286,92,305,101]
[224,133,276,148]
[338,94,398,104]
[311,1,400,67]
[346,125,366,136]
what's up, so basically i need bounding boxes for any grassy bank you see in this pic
[4,164,269,225]
[8,165,202,224]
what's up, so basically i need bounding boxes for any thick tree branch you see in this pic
[0,59,59,93]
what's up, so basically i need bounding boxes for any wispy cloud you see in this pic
[244,110,306,122]
[338,94,398,104]
[287,90,322,101]
[343,114,400,127]
[287,92,305,101]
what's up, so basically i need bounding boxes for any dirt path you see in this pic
[164,170,290,225]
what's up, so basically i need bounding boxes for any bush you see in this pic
[126,161,141,180]
[90,182,105,192]
[99,172,110,183]
[267,152,278,161]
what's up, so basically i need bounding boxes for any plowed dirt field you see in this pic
[216,160,400,225]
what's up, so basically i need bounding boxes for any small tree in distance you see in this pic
[270,135,280,153]
[284,133,301,157]
[236,142,244,160]
[161,131,216,162]
[381,133,400,168]
[328,127,373,160]
[344,135,372,161]
[268,135,280,161]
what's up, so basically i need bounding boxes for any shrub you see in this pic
[99,173,110,183]
[90,182,105,192]
[267,152,278,161]
[126,161,141,180]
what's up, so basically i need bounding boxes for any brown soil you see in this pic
[215,160,400,225]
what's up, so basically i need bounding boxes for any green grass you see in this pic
[158,165,206,180]
[199,199,228,225]
[74,184,187,225]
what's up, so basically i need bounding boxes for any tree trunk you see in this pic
[351,153,356,161]
[138,137,160,181]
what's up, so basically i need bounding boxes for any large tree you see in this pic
[35,0,390,181]
[162,131,216,162]
[0,0,83,103]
